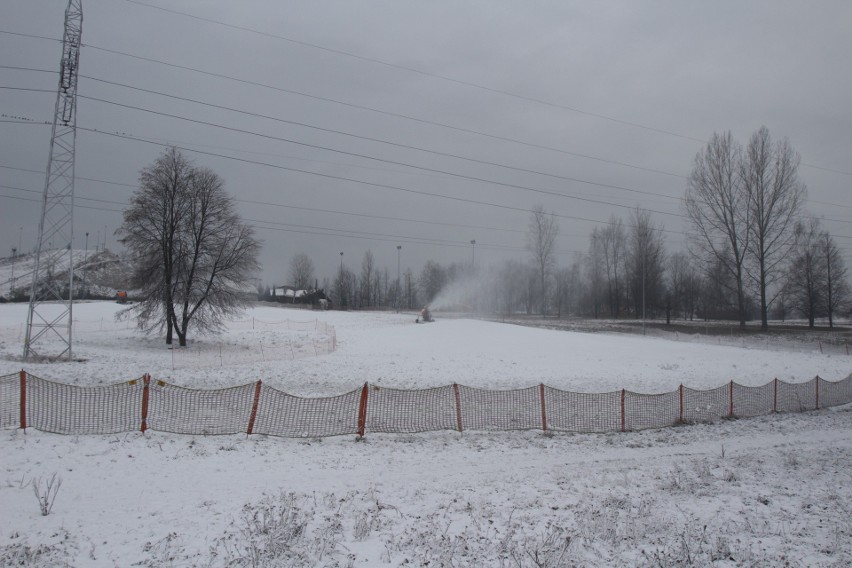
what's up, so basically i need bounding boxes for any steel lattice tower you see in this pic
[24,0,83,361]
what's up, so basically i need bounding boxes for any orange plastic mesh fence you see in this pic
[776,378,817,413]
[3,373,851,437]
[251,385,361,438]
[819,376,852,408]
[25,374,144,435]
[457,385,541,431]
[0,373,20,429]
[731,382,775,417]
[365,385,457,433]
[147,381,256,435]
[624,390,680,431]
[543,388,621,432]
[681,384,729,423]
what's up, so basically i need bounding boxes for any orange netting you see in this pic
[4,372,851,438]
[0,372,20,429]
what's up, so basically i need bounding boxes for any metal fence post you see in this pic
[539,383,547,432]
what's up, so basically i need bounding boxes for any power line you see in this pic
[77,93,687,218]
[0,29,852,178]
[117,2,852,178]
[80,74,686,203]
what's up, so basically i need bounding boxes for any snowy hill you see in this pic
[0,249,133,301]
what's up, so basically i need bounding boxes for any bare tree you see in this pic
[784,219,824,327]
[118,148,260,346]
[598,215,626,317]
[586,229,606,318]
[527,205,559,315]
[626,209,666,318]
[418,260,446,304]
[118,147,193,344]
[819,229,849,328]
[289,253,314,290]
[741,127,806,330]
[685,131,750,328]
[360,250,375,307]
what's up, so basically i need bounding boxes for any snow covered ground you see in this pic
[1,302,850,566]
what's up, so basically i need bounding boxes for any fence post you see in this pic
[773,378,778,413]
[620,389,626,432]
[141,374,150,433]
[454,383,463,432]
[539,383,547,432]
[356,382,369,438]
[678,384,683,423]
[19,369,26,431]
[247,380,262,435]
[729,380,734,418]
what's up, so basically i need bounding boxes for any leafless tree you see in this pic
[818,229,849,328]
[667,252,693,320]
[496,259,529,316]
[597,215,626,317]
[784,219,824,327]
[586,230,606,318]
[685,131,750,328]
[118,147,193,344]
[360,250,375,307]
[418,260,446,304]
[626,209,666,318]
[741,126,806,330]
[289,253,314,290]
[527,205,559,315]
[118,148,259,346]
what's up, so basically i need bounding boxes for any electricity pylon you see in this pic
[24,0,83,361]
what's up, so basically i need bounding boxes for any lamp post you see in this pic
[339,251,344,271]
[396,245,402,312]
[470,239,476,267]
[84,232,89,264]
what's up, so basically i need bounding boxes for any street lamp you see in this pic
[84,232,89,264]
[470,239,476,267]
[339,251,344,271]
[396,245,402,312]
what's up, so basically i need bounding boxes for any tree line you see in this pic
[276,128,849,328]
[121,130,849,347]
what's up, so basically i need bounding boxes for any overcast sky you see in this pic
[2,0,851,286]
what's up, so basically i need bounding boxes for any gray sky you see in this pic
[2,0,851,286]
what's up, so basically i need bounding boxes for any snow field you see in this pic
[0,301,850,566]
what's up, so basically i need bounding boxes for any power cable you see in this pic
[1,33,848,176]
[76,93,687,218]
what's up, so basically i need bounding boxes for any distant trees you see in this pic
[118,148,260,346]
[419,260,447,305]
[590,215,627,317]
[625,209,666,319]
[527,205,559,315]
[289,253,314,290]
[686,127,806,329]
[784,219,850,328]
